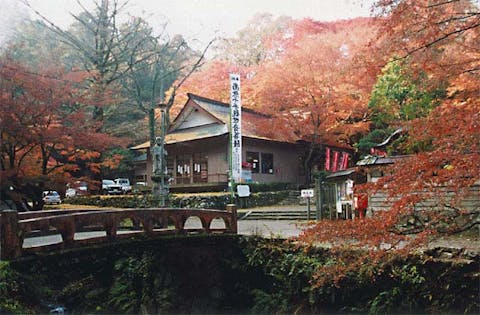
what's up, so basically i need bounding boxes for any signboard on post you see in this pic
[237,184,250,208]
[301,189,314,220]
[230,73,242,182]
[237,185,250,197]
[301,189,314,198]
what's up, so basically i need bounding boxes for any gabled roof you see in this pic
[131,93,299,150]
[169,94,226,131]
[184,93,231,123]
[186,93,270,121]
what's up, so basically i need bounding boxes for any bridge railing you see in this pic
[0,205,237,260]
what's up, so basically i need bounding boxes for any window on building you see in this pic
[176,154,191,184]
[261,153,274,174]
[193,153,208,183]
[246,151,259,173]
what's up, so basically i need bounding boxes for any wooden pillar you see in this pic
[58,218,76,245]
[226,204,237,234]
[104,217,118,239]
[315,178,321,220]
[1,210,22,259]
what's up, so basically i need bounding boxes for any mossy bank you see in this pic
[1,235,478,314]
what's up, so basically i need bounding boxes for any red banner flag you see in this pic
[340,152,349,170]
[344,153,349,170]
[332,151,339,172]
[339,153,345,170]
[325,147,331,171]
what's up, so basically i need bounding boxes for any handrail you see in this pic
[1,205,237,260]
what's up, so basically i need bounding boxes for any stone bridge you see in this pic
[0,205,237,260]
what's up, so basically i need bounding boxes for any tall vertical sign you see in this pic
[230,73,242,182]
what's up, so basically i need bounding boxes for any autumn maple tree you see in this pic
[364,0,479,231]
[0,56,120,210]
[251,18,376,180]
[300,0,479,266]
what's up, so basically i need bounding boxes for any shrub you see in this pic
[0,261,44,314]
[66,190,293,209]
[240,239,480,314]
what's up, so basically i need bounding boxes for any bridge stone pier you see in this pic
[0,205,237,260]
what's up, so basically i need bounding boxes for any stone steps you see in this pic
[238,209,316,220]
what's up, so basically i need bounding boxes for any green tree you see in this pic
[23,0,156,121]
[358,58,446,154]
[3,19,68,69]
[119,18,200,142]
[101,147,135,179]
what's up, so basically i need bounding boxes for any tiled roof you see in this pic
[129,124,228,150]
[186,93,299,143]
[190,95,230,123]
[326,168,357,179]
[131,93,320,149]
[166,123,228,144]
[188,93,268,120]
[356,155,411,166]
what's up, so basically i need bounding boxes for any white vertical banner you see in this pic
[230,73,242,182]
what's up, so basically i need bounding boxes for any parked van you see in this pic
[102,179,123,195]
[115,178,132,194]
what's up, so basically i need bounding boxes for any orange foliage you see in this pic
[368,0,480,206]
[253,18,377,146]
[172,60,259,117]
[175,18,377,146]
[300,0,479,265]
[102,154,124,169]
[0,58,121,186]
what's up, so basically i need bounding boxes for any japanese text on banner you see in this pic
[230,74,242,182]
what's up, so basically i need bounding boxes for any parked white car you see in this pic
[65,188,77,198]
[43,191,62,205]
[65,181,89,197]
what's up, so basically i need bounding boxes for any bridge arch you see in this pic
[184,215,206,232]
[209,217,227,230]
[1,206,237,260]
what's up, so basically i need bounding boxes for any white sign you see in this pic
[230,73,242,182]
[346,179,354,196]
[301,189,314,198]
[237,185,250,197]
